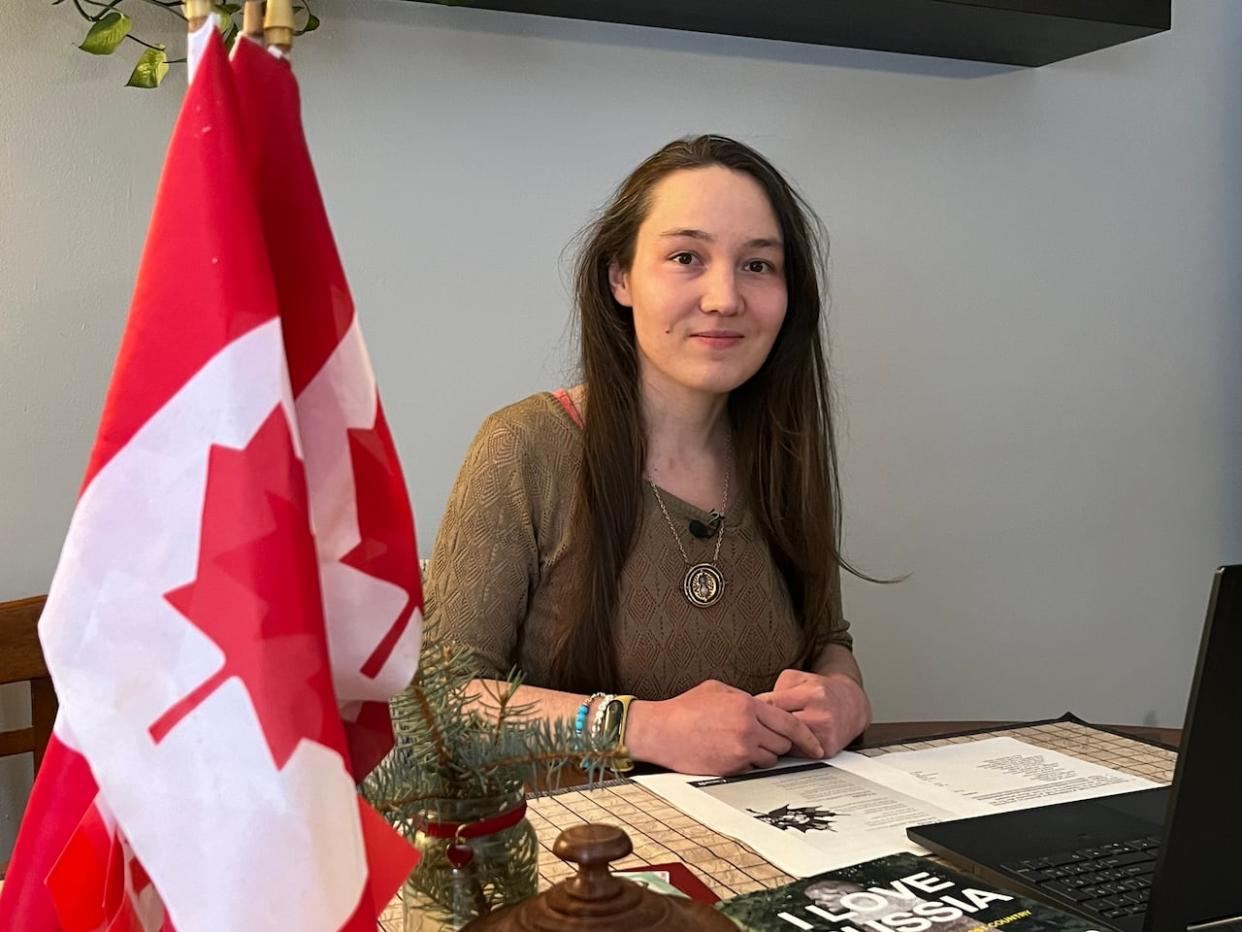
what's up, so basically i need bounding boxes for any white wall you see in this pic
[3,0,1239,854]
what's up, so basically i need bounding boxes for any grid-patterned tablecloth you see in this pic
[378,717,1177,929]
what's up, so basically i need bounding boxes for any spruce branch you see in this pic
[409,682,453,769]
[358,615,630,923]
[362,621,626,812]
[360,621,621,929]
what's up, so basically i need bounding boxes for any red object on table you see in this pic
[614,862,721,904]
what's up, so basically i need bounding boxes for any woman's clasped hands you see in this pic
[625,671,870,777]
[757,668,872,761]
[625,679,825,776]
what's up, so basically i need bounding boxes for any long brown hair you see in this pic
[552,135,850,693]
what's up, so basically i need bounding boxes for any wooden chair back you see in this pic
[0,596,56,774]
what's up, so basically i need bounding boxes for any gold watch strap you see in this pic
[612,695,635,772]
[613,695,635,744]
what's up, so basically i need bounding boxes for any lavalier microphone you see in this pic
[688,511,724,539]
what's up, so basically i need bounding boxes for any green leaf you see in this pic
[223,26,238,50]
[295,11,319,34]
[126,47,169,88]
[218,2,242,11]
[213,6,233,33]
[80,11,131,55]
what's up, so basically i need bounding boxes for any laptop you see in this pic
[908,564,1242,932]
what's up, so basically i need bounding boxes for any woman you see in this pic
[425,135,871,776]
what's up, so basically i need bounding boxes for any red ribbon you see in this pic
[419,800,528,840]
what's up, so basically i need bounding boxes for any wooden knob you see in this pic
[553,825,631,872]
[546,824,642,916]
[464,823,738,930]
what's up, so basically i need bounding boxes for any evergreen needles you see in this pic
[360,624,630,925]
[364,635,628,818]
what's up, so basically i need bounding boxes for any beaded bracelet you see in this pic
[590,693,617,740]
[574,692,606,737]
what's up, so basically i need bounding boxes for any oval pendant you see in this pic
[683,563,724,608]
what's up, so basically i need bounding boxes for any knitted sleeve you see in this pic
[813,559,854,658]
[423,409,542,680]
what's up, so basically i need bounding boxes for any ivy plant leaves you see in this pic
[215,4,242,49]
[292,3,319,36]
[126,47,170,88]
[61,0,466,89]
[213,5,233,33]
[71,2,229,85]
[80,11,132,55]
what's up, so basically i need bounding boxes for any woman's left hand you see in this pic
[756,669,872,759]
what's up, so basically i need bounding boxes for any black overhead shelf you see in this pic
[406,0,1171,67]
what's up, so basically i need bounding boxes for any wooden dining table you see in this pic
[541,717,1182,791]
[376,715,1182,929]
[0,717,1182,930]
[859,719,1180,748]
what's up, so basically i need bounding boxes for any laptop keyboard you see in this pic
[1002,836,1160,923]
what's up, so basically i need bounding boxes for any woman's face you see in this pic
[609,165,788,402]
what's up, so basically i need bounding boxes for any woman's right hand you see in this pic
[625,680,825,776]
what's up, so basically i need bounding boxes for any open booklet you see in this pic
[633,736,1164,877]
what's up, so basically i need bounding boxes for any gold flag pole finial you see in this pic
[242,0,265,41]
[184,0,213,31]
[264,0,296,52]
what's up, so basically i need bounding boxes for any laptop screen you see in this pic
[1146,564,1242,931]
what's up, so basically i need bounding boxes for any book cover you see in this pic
[717,853,1106,931]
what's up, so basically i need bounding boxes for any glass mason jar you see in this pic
[402,792,538,931]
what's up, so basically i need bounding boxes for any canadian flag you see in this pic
[229,33,423,779]
[0,22,420,932]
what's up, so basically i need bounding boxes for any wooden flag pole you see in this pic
[243,0,265,40]
[184,0,213,31]
[264,0,295,52]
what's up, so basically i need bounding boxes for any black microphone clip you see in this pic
[688,510,724,540]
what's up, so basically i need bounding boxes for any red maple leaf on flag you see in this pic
[150,407,341,769]
[341,401,422,680]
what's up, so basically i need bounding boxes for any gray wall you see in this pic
[3,0,1239,856]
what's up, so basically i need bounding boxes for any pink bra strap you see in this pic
[552,388,584,429]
